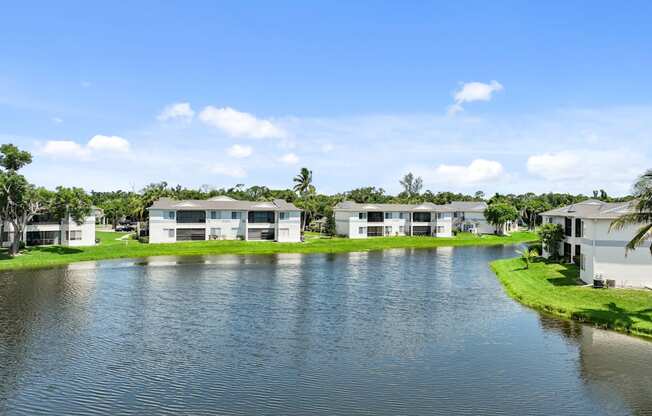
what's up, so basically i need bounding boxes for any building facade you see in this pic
[333,200,510,238]
[147,196,302,243]
[541,199,652,288]
[2,212,97,247]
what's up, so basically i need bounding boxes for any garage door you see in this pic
[248,228,275,240]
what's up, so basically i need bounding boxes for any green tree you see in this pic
[293,168,314,231]
[484,203,518,235]
[610,169,652,254]
[520,198,551,230]
[399,172,423,200]
[0,145,49,255]
[538,223,564,259]
[516,247,539,269]
[50,187,93,225]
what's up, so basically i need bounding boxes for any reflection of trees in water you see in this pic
[0,268,95,409]
[538,314,652,415]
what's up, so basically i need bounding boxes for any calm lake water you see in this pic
[1,246,651,415]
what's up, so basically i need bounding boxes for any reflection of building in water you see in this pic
[538,315,652,414]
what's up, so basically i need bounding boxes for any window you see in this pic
[231,211,242,220]
[384,212,392,220]
[358,212,367,220]
[279,212,288,220]
[359,226,367,235]
[575,218,583,238]
[399,212,406,220]
[413,212,431,222]
[165,229,175,238]
[248,211,275,223]
[210,211,217,220]
[69,230,82,241]
[167,211,175,220]
[564,217,572,237]
[177,210,206,223]
[436,212,442,219]
[399,225,405,234]
[548,217,553,224]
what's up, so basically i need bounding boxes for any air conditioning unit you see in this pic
[593,273,605,289]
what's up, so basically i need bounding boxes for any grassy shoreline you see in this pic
[491,258,652,339]
[0,230,538,272]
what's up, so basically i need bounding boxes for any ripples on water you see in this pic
[0,246,651,415]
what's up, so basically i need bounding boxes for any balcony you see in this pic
[367,212,384,223]
[248,211,276,224]
[177,210,206,224]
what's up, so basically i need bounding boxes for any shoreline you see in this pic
[0,231,538,272]
[491,258,652,340]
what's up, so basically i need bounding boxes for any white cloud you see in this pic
[41,140,89,159]
[39,135,130,160]
[278,152,299,165]
[51,117,63,124]
[226,144,253,158]
[199,106,286,139]
[209,163,247,178]
[448,80,503,115]
[417,159,506,186]
[87,135,130,153]
[526,150,645,186]
[157,102,195,122]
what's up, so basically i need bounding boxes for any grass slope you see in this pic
[0,230,538,271]
[491,258,652,339]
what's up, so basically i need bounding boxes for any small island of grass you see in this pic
[491,257,652,339]
[0,230,539,271]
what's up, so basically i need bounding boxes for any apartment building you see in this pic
[147,196,302,243]
[540,199,651,288]
[1,211,97,247]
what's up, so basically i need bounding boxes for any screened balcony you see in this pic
[177,210,206,224]
[367,212,384,223]
[412,212,431,223]
[248,211,275,224]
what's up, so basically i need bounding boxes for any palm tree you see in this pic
[610,169,652,254]
[293,168,314,232]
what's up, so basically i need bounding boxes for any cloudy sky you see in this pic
[1,2,651,196]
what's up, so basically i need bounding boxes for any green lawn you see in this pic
[491,257,652,339]
[0,230,538,271]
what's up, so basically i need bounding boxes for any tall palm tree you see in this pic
[293,168,314,232]
[610,169,652,254]
[293,168,313,195]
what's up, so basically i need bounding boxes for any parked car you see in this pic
[115,224,135,232]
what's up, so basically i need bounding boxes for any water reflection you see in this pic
[0,248,650,415]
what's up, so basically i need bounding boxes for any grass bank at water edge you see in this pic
[0,231,539,271]
[491,258,652,339]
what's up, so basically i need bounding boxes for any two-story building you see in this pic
[1,211,97,247]
[540,199,652,288]
[333,201,455,238]
[147,196,302,243]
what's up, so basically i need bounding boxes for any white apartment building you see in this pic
[147,196,302,243]
[541,199,652,289]
[334,200,517,239]
[1,211,97,247]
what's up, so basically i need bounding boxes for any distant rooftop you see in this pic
[540,199,635,219]
[333,200,487,212]
[148,197,300,211]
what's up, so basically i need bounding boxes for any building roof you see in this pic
[148,197,301,211]
[540,199,635,219]
[333,200,487,212]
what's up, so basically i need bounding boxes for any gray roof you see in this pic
[333,200,487,213]
[148,196,301,212]
[540,199,635,219]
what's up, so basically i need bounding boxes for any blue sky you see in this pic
[1,1,651,196]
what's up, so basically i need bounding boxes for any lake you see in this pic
[1,246,651,415]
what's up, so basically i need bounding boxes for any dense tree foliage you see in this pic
[484,203,519,234]
[610,169,652,254]
[538,223,564,259]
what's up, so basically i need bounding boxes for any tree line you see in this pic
[0,143,638,256]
